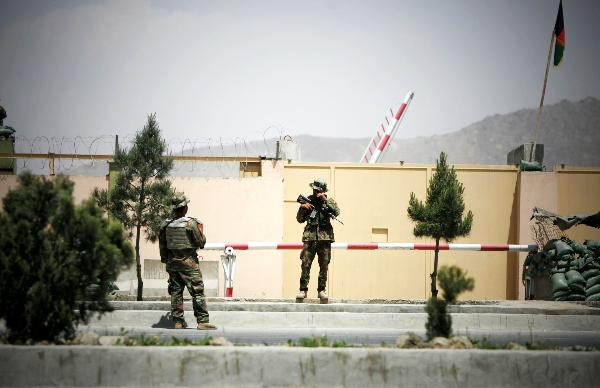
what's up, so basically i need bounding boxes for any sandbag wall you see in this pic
[524,238,600,301]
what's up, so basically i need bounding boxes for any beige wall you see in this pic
[283,164,431,299]
[0,164,284,299]
[282,163,520,300]
[0,175,18,201]
[2,162,599,300]
[452,167,520,300]
[556,167,600,244]
[136,161,285,298]
[0,175,105,204]
[517,172,558,300]
[517,167,600,299]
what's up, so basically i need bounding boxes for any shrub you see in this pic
[0,173,133,343]
[425,265,475,340]
[437,265,475,304]
[425,297,452,339]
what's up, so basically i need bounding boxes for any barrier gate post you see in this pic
[220,247,236,297]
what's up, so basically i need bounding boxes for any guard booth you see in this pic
[0,126,16,174]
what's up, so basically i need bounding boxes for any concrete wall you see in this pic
[0,174,17,201]
[556,166,600,243]
[131,160,285,298]
[2,163,599,300]
[517,167,600,299]
[0,175,107,204]
[0,163,284,299]
[2,346,600,388]
[282,163,520,300]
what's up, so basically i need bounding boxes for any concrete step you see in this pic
[109,300,600,315]
[87,309,600,332]
[87,326,600,347]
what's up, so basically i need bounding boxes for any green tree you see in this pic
[94,114,176,300]
[0,173,133,343]
[425,265,474,339]
[407,151,473,297]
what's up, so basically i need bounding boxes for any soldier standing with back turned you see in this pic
[159,195,217,330]
[296,179,341,304]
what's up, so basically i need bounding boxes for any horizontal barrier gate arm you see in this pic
[209,242,537,297]
[204,242,538,252]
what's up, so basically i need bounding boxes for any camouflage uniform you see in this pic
[159,214,209,325]
[296,180,341,292]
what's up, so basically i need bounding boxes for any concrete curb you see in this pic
[87,327,600,347]
[88,310,600,331]
[109,300,600,315]
[1,346,599,387]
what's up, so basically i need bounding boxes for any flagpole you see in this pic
[529,30,556,162]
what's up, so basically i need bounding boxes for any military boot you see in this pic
[295,290,307,303]
[174,321,188,329]
[318,290,329,304]
[197,322,217,330]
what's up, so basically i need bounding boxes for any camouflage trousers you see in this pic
[299,241,331,292]
[167,264,209,324]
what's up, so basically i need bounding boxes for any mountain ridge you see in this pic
[57,97,600,175]
[291,97,600,168]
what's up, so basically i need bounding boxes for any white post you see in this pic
[220,247,236,297]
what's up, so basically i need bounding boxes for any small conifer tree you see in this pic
[94,114,176,300]
[0,173,133,342]
[407,151,473,297]
[425,265,474,339]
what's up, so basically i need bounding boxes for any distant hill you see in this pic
[48,97,600,176]
[293,97,600,168]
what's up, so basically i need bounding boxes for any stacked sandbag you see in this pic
[551,272,570,301]
[550,239,576,273]
[584,269,600,301]
[579,240,600,301]
[525,237,600,302]
[565,270,586,301]
[585,239,600,252]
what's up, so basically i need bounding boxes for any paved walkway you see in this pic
[80,299,600,346]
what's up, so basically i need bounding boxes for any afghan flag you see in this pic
[553,0,565,66]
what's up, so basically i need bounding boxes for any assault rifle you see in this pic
[296,194,344,225]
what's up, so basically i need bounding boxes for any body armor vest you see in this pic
[166,217,193,250]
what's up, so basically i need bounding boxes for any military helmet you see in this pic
[309,178,328,193]
[0,106,6,121]
[171,194,189,210]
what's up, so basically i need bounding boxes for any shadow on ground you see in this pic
[152,313,173,328]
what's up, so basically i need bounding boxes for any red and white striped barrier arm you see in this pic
[361,90,414,164]
[204,242,538,252]
[359,122,387,163]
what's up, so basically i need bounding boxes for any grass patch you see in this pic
[332,340,349,348]
[297,336,328,347]
[525,341,549,350]
[468,337,600,352]
[469,337,501,350]
[117,335,212,346]
[287,336,352,348]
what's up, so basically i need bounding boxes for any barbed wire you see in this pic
[10,127,292,176]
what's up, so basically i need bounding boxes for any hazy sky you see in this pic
[1,0,599,145]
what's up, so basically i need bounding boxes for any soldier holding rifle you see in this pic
[295,179,341,304]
